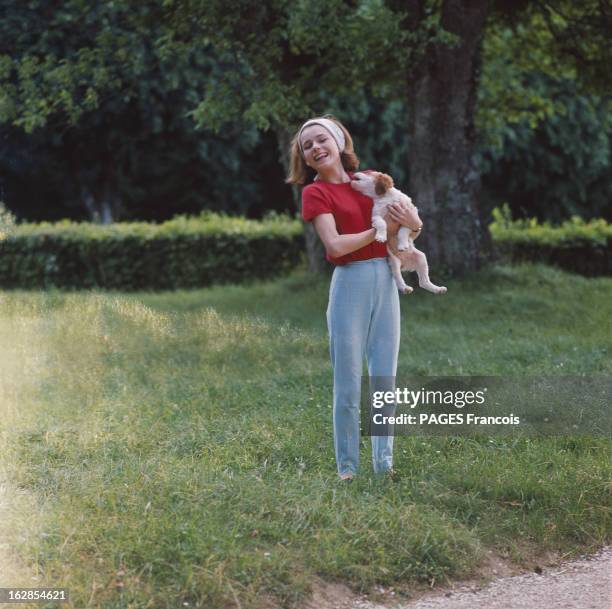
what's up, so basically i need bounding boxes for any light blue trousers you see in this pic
[326,258,400,476]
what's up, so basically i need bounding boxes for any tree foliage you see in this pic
[0,0,609,230]
[0,0,295,220]
[480,78,611,222]
[477,9,611,221]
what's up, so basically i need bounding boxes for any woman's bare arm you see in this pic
[312,214,376,259]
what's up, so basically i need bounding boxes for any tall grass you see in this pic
[0,264,610,608]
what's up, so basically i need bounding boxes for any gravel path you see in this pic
[398,546,611,609]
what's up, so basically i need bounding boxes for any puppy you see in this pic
[351,171,447,295]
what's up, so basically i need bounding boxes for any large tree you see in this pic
[397,0,610,273]
[398,0,490,274]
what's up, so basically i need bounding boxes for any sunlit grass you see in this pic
[0,264,610,608]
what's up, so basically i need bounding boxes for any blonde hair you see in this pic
[285,114,360,185]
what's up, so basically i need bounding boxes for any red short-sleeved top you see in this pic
[301,173,387,265]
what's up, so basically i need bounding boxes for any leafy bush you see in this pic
[0,213,304,290]
[490,205,611,276]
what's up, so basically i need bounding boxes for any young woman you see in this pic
[286,115,415,482]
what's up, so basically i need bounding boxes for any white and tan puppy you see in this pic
[351,171,447,295]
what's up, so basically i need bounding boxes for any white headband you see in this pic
[298,118,346,157]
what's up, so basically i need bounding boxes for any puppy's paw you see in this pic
[398,243,409,251]
[400,284,413,295]
[375,231,388,243]
[435,286,447,295]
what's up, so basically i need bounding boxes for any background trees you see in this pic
[0,0,293,221]
[0,0,610,273]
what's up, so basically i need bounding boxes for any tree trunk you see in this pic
[406,0,492,276]
[82,186,117,224]
[275,126,331,274]
[70,140,120,224]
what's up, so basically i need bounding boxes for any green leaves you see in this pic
[168,0,420,131]
[1,1,201,132]
[478,19,568,146]
[478,76,611,222]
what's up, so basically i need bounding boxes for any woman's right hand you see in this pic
[386,201,423,236]
[384,211,401,235]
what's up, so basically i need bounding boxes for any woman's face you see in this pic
[300,125,342,172]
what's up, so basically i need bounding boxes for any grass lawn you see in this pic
[0,263,610,608]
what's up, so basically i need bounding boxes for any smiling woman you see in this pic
[286,115,359,188]
[285,115,416,482]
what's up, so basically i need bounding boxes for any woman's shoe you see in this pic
[383,469,399,482]
[339,473,354,483]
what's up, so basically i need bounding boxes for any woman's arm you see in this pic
[312,214,376,259]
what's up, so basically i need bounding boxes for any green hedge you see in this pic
[1,206,609,290]
[490,206,611,276]
[0,213,305,290]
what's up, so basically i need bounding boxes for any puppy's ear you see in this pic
[374,173,394,195]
